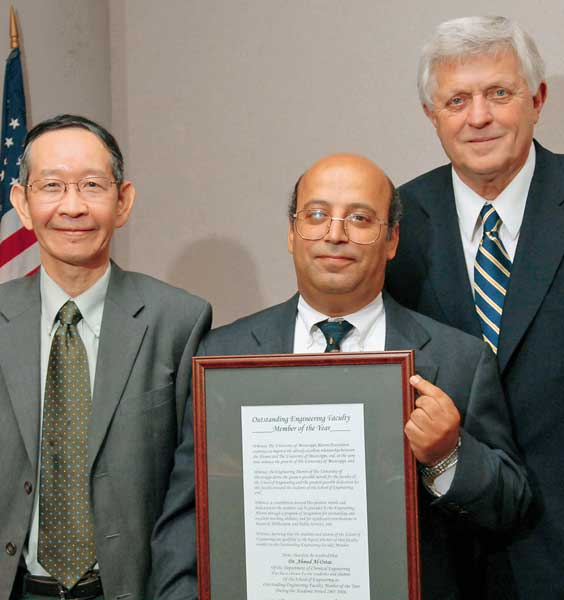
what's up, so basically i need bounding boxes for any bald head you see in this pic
[289,154,401,229]
[287,153,401,316]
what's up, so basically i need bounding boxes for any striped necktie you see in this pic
[474,203,512,354]
[316,319,354,352]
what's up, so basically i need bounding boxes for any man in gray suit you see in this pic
[1,115,211,600]
[151,153,530,600]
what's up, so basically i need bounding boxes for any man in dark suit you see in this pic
[152,153,530,600]
[385,16,564,599]
[1,115,211,600]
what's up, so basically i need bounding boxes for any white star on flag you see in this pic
[0,45,36,282]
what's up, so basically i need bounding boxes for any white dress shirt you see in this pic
[453,142,535,286]
[293,293,386,353]
[25,265,111,576]
[293,292,454,494]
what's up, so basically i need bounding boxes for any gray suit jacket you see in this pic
[0,263,211,600]
[151,293,530,600]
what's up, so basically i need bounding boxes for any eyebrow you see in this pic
[443,77,518,96]
[35,168,111,178]
[302,199,378,213]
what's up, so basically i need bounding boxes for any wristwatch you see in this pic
[419,437,461,485]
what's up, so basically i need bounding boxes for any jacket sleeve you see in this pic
[148,331,211,600]
[434,344,532,532]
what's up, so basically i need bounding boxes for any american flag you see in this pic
[0,46,38,282]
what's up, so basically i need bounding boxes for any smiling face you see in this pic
[288,154,398,316]
[425,50,546,198]
[11,127,135,285]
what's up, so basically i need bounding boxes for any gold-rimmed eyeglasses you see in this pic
[26,177,118,201]
[292,208,390,245]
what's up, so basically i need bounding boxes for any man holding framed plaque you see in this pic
[151,154,530,600]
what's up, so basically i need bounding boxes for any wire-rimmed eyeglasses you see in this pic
[292,208,390,245]
[26,176,118,201]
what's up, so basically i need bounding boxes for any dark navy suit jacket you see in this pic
[387,141,564,599]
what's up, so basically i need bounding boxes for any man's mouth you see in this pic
[467,135,501,144]
[53,227,95,235]
[316,254,355,265]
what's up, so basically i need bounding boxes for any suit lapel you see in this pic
[88,265,147,468]
[0,275,41,470]
[383,292,438,383]
[417,169,482,337]
[498,143,564,372]
[249,294,298,353]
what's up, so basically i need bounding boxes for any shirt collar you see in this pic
[452,142,535,243]
[297,293,384,346]
[40,264,112,337]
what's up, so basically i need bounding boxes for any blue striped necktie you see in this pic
[316,319,354,352]
[473,203,512,354]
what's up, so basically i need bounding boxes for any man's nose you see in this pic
[324,217,349,243]
[58,183,88,215]
[466,94,494,128]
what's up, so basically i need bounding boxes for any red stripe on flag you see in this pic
[26,265,40,277]
[0,226,36,268]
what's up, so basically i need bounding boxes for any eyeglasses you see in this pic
[292,208,390,245]
[26,177,118,201]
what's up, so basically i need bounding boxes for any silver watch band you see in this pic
[419,437,461,482]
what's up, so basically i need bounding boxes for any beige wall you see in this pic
[2,2,111,131]
[5,2,564,326]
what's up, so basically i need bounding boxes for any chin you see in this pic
[57,252,104,268]
[316,280,358,296]
[458,155,506,177]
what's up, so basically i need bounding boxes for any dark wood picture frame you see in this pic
[193,351,420,600]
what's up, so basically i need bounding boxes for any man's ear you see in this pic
[386,223,400,261]
[115,180,136,228]
[10,184,34,231]
[532,81,548,123]
[287,220,295,255]
[423,103,438,128]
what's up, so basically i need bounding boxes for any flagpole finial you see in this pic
[9,7,19,49]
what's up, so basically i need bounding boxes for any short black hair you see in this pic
[18,114,124,185]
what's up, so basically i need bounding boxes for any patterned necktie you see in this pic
[38,300,96,590]
[474,203,512,354]
[316,319,354,352]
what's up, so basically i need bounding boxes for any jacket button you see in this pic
[5,542,16,555]
[24,481,33,495]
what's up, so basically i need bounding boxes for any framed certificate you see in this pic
[193,351,420,600]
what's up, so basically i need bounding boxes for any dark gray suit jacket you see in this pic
[0,264,211,600]
[151,293,530,600]
[386,141,564,598]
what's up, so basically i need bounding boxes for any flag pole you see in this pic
[9,7,18,49]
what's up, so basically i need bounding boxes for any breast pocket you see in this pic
[117,382,174,416]
[111,383,177,481]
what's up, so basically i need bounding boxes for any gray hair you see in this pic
[418,16,545,108]
[18,114,124,185]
